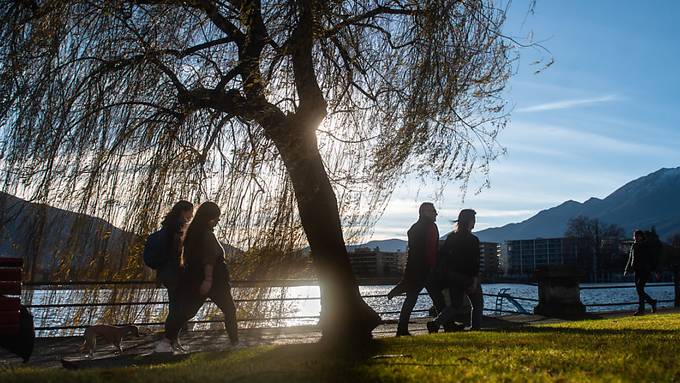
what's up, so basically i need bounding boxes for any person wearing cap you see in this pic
[427,209,483,332]
[388,202,446,336]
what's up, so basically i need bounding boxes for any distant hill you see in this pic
[0,192,136,280]
[347,238,407,253]
[5,167,679,275]
[0,192,242,280]
[474,167,680,243]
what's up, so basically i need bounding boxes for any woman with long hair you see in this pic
[165,202,239,347]
[155,200,193,352]
[427,209,484,333]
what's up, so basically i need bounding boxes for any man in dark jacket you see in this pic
[625,229,658,315]
[388,202,446,336]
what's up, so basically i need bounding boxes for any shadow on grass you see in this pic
[216,339,388,382]
[61,353,192,370]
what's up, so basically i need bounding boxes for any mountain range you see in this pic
[347,239,408,253]
[2,167,679,273]
[351,167,680,250]
[0,192,135,280]
[475,167,680,243]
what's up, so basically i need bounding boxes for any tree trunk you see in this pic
[270,123,381,343]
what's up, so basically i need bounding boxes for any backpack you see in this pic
[143,228,170,269]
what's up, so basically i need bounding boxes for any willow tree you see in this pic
[1,0,519,341]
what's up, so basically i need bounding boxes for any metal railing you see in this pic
[22,281,532,334]
[23,279,321,288]
[25,293,524,332]
[579,282,677,308]
[20,281,679,335]
[579,283,676,290]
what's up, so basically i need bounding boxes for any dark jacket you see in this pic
[398,217,439,289]
[436,231,480,283]
[156,220,184,289]
[625,241,658,275]
[184,229,227,285]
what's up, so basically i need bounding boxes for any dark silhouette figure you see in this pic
[0,306,35,362]
[165,202,239,347]
[625,229,658,315]
[388,202,446,336]
[155,200,193,352]
[427,209,483,333]
[0,257,34,362]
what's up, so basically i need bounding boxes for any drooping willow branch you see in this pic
[0,0,543,280]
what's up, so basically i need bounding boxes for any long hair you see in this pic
[454,209,476,233]
[185,202,221,246]
[161,200,194,228]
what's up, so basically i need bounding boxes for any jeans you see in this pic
[165,265,238,343]
[397,277,446,333]
[163,286,180,336]
[635,271,655,312]
[434,281,483,329]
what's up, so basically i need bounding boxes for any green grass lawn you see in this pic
[5,313,680,382]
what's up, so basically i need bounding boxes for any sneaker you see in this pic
[154,338,174,353]
[426,321,439,334]
[395,329,412,337]
[651,300,658,313]
[633,310,645,316]
[173,339,188,353]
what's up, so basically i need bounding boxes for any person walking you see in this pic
[427,209,483,333]
[388,202,446,336]
[625,229,658,316]
[154,200,194,352]
[164,202,239,349]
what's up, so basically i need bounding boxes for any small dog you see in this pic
[79,325,140,357]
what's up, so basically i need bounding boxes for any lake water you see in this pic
[24,283,676,337]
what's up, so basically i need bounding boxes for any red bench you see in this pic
[0,257,34,362]
[0,257,22,335]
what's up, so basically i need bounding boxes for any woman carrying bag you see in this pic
[164,202,239,349]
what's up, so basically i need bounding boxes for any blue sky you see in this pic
[367,1,680,241]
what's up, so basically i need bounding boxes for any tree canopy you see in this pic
[1,0,535,340]
[1,0,519,249]
[565,216,625,241]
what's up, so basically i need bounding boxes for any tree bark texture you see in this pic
[269,122,381,342]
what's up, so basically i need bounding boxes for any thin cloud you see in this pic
[517,95,619,113]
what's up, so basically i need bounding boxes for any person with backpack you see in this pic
[624,229,659,316]
[427,209,483,333]
[149,200,194,352]
[164,202,239,347]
